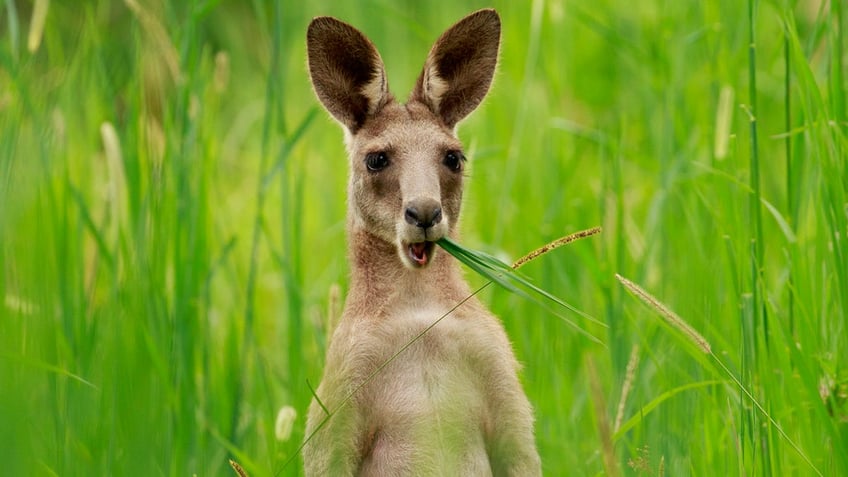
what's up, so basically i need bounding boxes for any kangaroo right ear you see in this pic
[307,17,391,132]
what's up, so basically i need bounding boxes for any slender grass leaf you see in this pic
[0,352,99,390]
[68,183,115,271]
[761,198,797,244]
[612,380,724,440]
[437,228,605,343]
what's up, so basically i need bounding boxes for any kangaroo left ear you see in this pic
[410,9,501,129]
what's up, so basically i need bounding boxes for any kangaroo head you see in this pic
[307,9,500,270]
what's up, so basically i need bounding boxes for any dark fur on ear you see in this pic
[307,17,392,132]
[410,9,501,129]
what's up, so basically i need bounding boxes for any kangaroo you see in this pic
[303,9,541,476]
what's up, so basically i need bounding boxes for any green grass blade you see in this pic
[68,182,115,271]
[0,351,99,390]
[612,380,724,440]
[437,230,606,342]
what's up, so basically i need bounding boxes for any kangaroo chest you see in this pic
[357,305,487,411]
[351,305,494,475]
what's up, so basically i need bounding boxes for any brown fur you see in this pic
[303,9,541,476]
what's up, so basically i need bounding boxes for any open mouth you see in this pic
[407,241,436,267]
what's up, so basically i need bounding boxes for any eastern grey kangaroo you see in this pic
[303,9,541,476]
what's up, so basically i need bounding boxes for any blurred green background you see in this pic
[1,0,846,475]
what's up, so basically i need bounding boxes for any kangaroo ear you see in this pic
[410,9,501,129]
[307,17,391,132]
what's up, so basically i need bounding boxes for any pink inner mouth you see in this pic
[408,242,433,267]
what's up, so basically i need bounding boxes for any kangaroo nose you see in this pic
[405,200,442,229]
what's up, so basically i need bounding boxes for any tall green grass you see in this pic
[1,0,845,475]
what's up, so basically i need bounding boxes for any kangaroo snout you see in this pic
[401,197,446,268]
[404,199,442,230]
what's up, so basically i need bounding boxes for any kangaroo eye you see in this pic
[443,151,464,172]
[365,152,389,172]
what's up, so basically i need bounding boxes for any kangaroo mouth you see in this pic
[407,241,435,267]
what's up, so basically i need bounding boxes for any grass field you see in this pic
[1,0,846,475]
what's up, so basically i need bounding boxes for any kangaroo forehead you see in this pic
[353,102,462,152]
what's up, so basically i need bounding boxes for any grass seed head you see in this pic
[615,274,712,354]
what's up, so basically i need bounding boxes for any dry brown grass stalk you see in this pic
[586,356,621,477]
[614,344,640,433]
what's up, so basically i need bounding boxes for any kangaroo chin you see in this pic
[303,9,541,476]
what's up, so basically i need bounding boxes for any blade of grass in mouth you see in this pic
[436,227,605,343]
